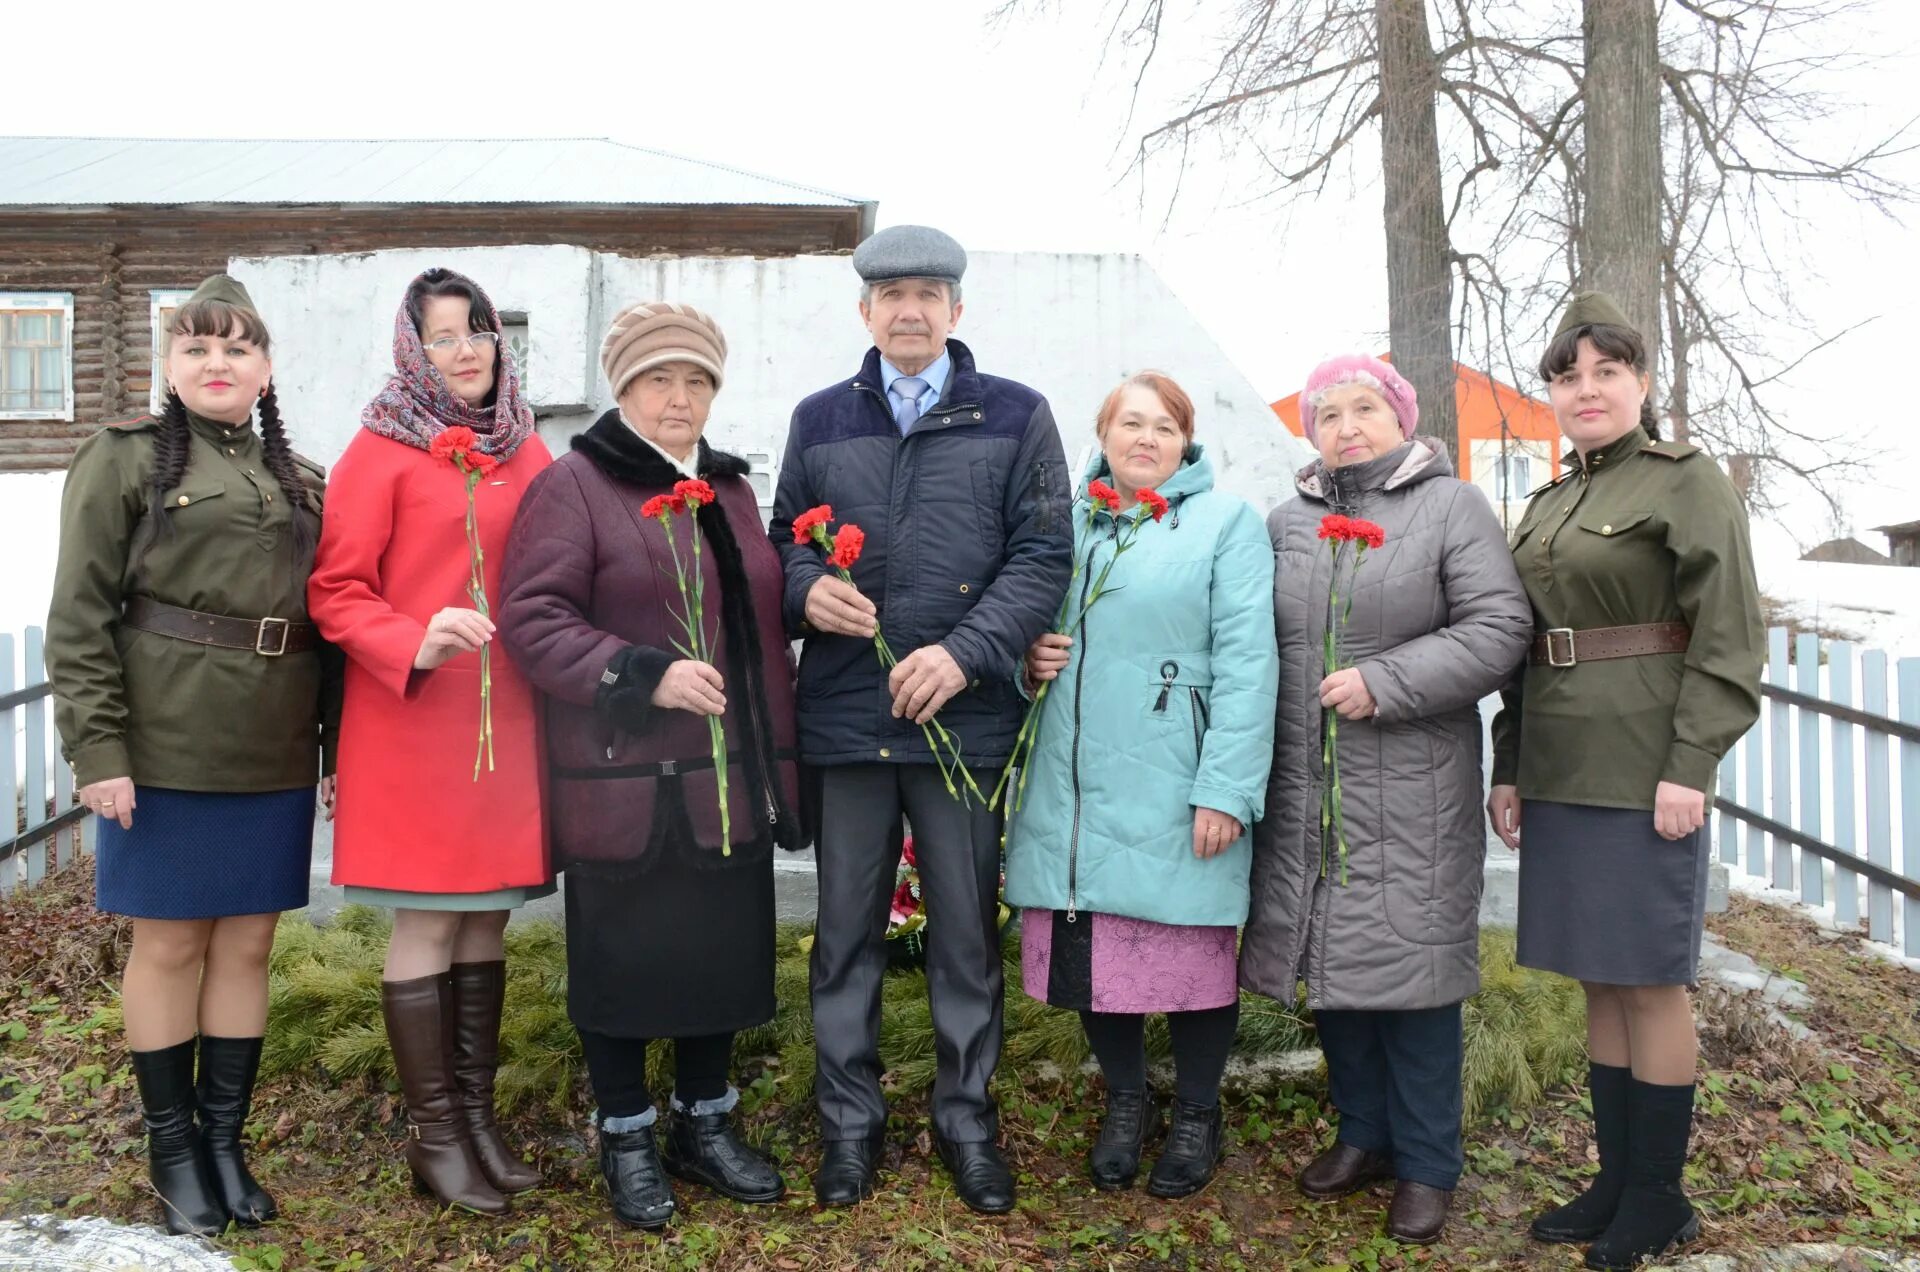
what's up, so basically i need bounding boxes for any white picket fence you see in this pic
[2,626,91,894]
[1716,627,1920,956]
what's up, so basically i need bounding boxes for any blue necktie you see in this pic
[892,376,927,433]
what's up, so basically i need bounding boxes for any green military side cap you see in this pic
[1551,291,1635,340]
[180,273,261,316]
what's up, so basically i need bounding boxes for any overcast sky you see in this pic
[13,0,1920,544]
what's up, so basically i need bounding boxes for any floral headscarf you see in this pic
[359,270,536,460]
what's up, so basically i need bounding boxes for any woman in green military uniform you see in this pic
[45,275,338,1237]
[1488,293,1763,1271]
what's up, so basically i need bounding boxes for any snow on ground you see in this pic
[1757,555,1920,654]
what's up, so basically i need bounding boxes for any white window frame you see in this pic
[149,289,194,413]
[0,292,76,421]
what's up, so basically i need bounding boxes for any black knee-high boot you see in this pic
[1583,1080,1699,1270]
[130,1039,226,1236]
[196,1034,276,1225]
[1531,1063,1630,1243]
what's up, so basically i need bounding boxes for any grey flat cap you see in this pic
[852,224,967,286]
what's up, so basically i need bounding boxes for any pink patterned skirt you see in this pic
[1020,907,1239,1014]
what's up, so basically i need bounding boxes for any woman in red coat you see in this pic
[308,269,551,1215]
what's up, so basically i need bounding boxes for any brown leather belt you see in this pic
[1530,621,1690,667]
[122,596,318,657]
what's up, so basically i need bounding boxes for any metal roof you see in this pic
[0,136,868,208]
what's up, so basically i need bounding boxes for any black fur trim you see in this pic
[570,410,751,486]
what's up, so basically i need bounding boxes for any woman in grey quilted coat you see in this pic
[1239,354,1531,1244]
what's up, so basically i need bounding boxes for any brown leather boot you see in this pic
[382,973,508,1215]
[448,961,540,1193]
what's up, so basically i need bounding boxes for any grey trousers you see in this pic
[810,763,1005,1142]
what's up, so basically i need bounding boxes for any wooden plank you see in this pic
[21,630,48,887]
[1769,628,1793,890]
[1899,658,1920,957]
[1864,650,1894,944]
[1,634,16,895]
[1744,698,1766,877]
[51,723,74,875]
[1796,632,1824,905]
[1718,745,1739,865]
[1831,644,1861,929]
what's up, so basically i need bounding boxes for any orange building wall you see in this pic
[1270,359,1561,482]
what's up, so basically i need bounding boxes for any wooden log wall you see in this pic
[0,203,861,471]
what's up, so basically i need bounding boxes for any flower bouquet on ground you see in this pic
[428,426,500,780]
[792,505,983,805]
[990,478,1168,814]
[1317,513,1386,883]
[797,834,1011,967]
[644,478,733,856]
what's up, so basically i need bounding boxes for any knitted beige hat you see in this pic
[600,302,727,398]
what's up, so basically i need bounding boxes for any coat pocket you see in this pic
[969,458,1006,559]
[1379,719,1484,946]
[1145,656,1214,759]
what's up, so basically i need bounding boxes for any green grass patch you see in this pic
[255,908,1582,1125]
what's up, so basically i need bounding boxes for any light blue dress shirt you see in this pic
[880,348,952,435]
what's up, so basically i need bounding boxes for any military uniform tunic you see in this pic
[45,411,338,918]
[1490,424,1763,984]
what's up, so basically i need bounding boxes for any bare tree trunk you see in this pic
[1376,0,1458,467]
[1581,0,1663,376]
[1663,271,1692,443]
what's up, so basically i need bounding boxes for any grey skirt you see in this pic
[1515,800,1709,986]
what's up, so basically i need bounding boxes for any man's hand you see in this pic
[651,660,727,717]
[805,575,877,638]
[889,645,968,724]
[1319,667,1376,721]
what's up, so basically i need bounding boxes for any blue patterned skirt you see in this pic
[95,786,314,920]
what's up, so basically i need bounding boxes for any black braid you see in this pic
[132,391,195,573]
[256,385,315,562]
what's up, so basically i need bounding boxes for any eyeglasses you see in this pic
[423,332,501,355]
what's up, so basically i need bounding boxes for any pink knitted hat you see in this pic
[1300,354,1418,443]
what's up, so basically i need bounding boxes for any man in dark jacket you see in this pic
[771,226,1072,1213]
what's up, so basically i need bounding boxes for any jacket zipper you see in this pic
[1064,517,1116,923]
[1190,688,1208,752]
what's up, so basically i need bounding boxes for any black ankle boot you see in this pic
[1584,1081,1700,1270]
[661,1100,785,1204]
[599,1117,676,1230]
[1090,1088,1159,1191]
[1532,1063,1629,1244]
[1147,1099,1223,1199]
[131,1039,226,1237]
[196,1035,276,1226]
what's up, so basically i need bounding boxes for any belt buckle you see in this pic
[1544,627,1577,668]
[255,617,290,657]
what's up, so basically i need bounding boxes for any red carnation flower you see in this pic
[467,452,500,479]
[829,523,866,570]
[1317,514,1355,542]
[641,493,686,520]
[901,836,917,867]
[1087,479,1121,511]
[1138,488,1169,522]
[674,478,716,508]
[1352,519,1387,550]
[791,504,834,544]
[430,426,478,461]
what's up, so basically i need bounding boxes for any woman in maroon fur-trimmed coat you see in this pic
[498,301,803,1231]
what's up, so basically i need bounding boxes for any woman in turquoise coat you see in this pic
[1004,371,1278,1199]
